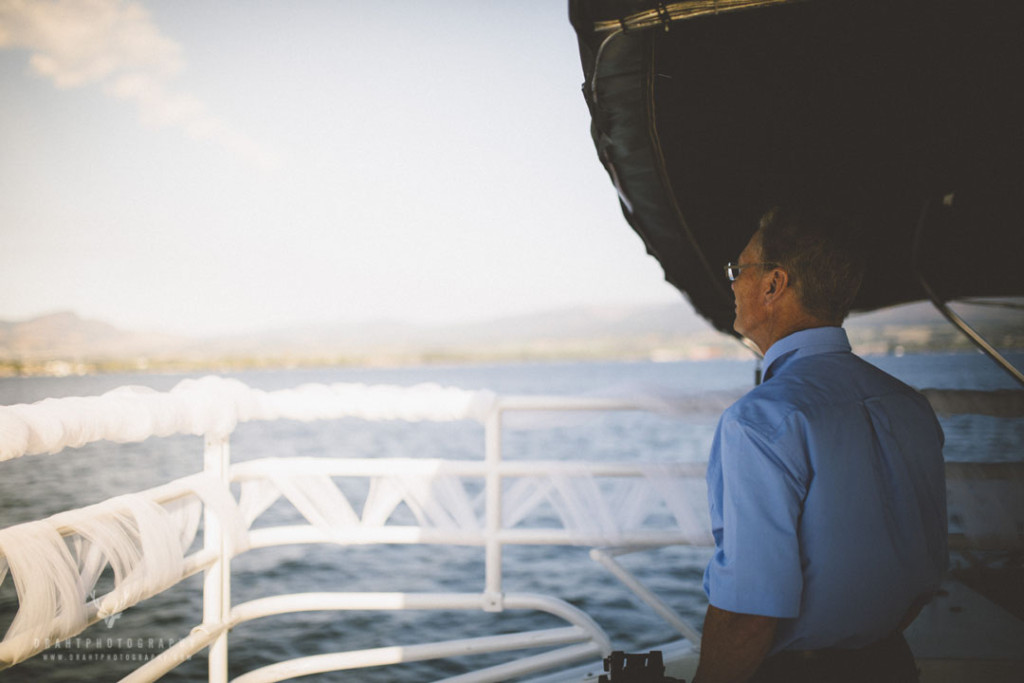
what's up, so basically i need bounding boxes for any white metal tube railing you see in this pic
[122,591,612,683]
[0,469,234,669]
[475,395,702,617]
[484,406,504,612]
[223,591,610,683]
[245,526,697,549]
[1,385,714,681]
[226,591,609,643]
[232,628,593,683]
[230,456,707,479]
[591,548,703,647]
[434,642,606,683]
[203,435,231,683]
[119,621,230,683]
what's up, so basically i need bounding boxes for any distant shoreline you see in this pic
[4,341,1021,379]
[3,302,1021,378]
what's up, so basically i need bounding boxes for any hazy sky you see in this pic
[0,0,695,337]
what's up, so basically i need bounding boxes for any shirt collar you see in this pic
[762,326,851,381]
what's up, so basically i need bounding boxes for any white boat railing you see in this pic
[0,378,712,682]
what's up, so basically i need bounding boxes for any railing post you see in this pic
[204,435,231,683]
[483,405,503,612]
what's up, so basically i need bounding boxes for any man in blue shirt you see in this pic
[693,207,947,683]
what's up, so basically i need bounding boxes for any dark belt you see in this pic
[752,631,919,683]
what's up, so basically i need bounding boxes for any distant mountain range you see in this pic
[1,299,1021,375]
[0,305,716,373]
[0,312,186,360]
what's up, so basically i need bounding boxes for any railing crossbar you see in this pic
[229,627,594,683]
[246,525,701,549]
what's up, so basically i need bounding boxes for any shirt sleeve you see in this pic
[705,413,806,618]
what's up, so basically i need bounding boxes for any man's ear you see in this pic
[765,268,788,300]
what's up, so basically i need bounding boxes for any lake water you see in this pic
[1,352,1022,681]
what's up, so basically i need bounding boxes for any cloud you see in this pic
[0,0,274,168]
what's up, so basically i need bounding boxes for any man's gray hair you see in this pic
[758,206,866,324]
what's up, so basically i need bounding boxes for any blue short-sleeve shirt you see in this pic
[703,327,947,653]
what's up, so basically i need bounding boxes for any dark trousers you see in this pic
[750,632,920,683]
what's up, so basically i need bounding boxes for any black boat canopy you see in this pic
[569,0,1024,338]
